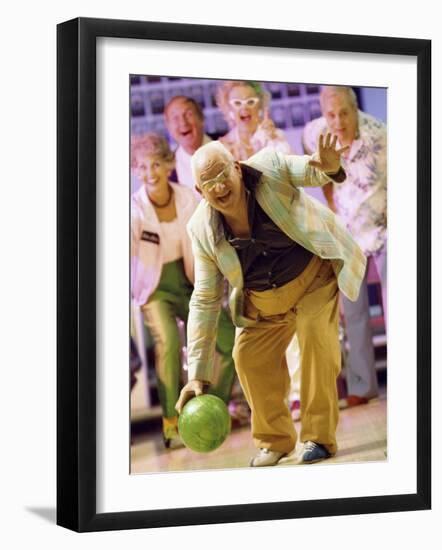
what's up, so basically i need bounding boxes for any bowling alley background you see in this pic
[130,76,387,467]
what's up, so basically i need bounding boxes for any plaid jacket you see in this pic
[186,148,367,383]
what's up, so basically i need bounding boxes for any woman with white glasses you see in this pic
[214,81,293,426]
[216,80,291,161]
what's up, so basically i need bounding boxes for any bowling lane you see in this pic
[131,425,255,473]
[131,395,387,473]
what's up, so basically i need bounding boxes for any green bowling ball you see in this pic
[178,394,231,453]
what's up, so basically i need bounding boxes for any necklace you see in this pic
[149,186,173,208]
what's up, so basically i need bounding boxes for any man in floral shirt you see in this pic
[303,86,387,407]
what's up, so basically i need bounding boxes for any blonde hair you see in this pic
[131,132,175,169]
[215,80,270,128]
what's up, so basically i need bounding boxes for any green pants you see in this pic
[141,259,236,419]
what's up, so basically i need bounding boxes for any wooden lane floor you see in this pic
[130,395,387,474]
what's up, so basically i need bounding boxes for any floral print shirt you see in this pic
[303,111,387,256]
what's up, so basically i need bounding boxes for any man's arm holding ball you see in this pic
[175,380,205,414]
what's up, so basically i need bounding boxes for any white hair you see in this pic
[319,86,358,111]
[191,141,235,187]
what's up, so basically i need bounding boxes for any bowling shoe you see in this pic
[163,417,184,450]
[301,441,331,464]
[164,435,184,450]
[250,448,286,467]
[346,395,369,407]
[290,399,301,422]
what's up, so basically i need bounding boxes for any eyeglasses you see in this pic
[199,165,232,192]
[228,97,260,110]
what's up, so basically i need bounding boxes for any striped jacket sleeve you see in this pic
[186,226,224,383]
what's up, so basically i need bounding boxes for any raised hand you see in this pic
[308,132,349,174]
[258,108,277,140]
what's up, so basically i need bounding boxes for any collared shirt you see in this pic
[222,164,313,291]
[174,134,211,198]
[186,148,367,383]
[303,110,387,256]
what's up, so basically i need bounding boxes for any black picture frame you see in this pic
[57,17,431,532]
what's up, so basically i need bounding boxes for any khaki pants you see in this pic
[233,255,340,455]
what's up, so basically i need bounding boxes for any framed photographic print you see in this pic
[57,17,431,532]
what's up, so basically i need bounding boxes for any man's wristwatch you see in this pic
[325,166,346,183]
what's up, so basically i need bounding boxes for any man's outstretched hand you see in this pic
[308,132,349,175]
[175,380,205,414]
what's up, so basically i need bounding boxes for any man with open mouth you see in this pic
[164,95,211,196]
[175,136,366,467]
